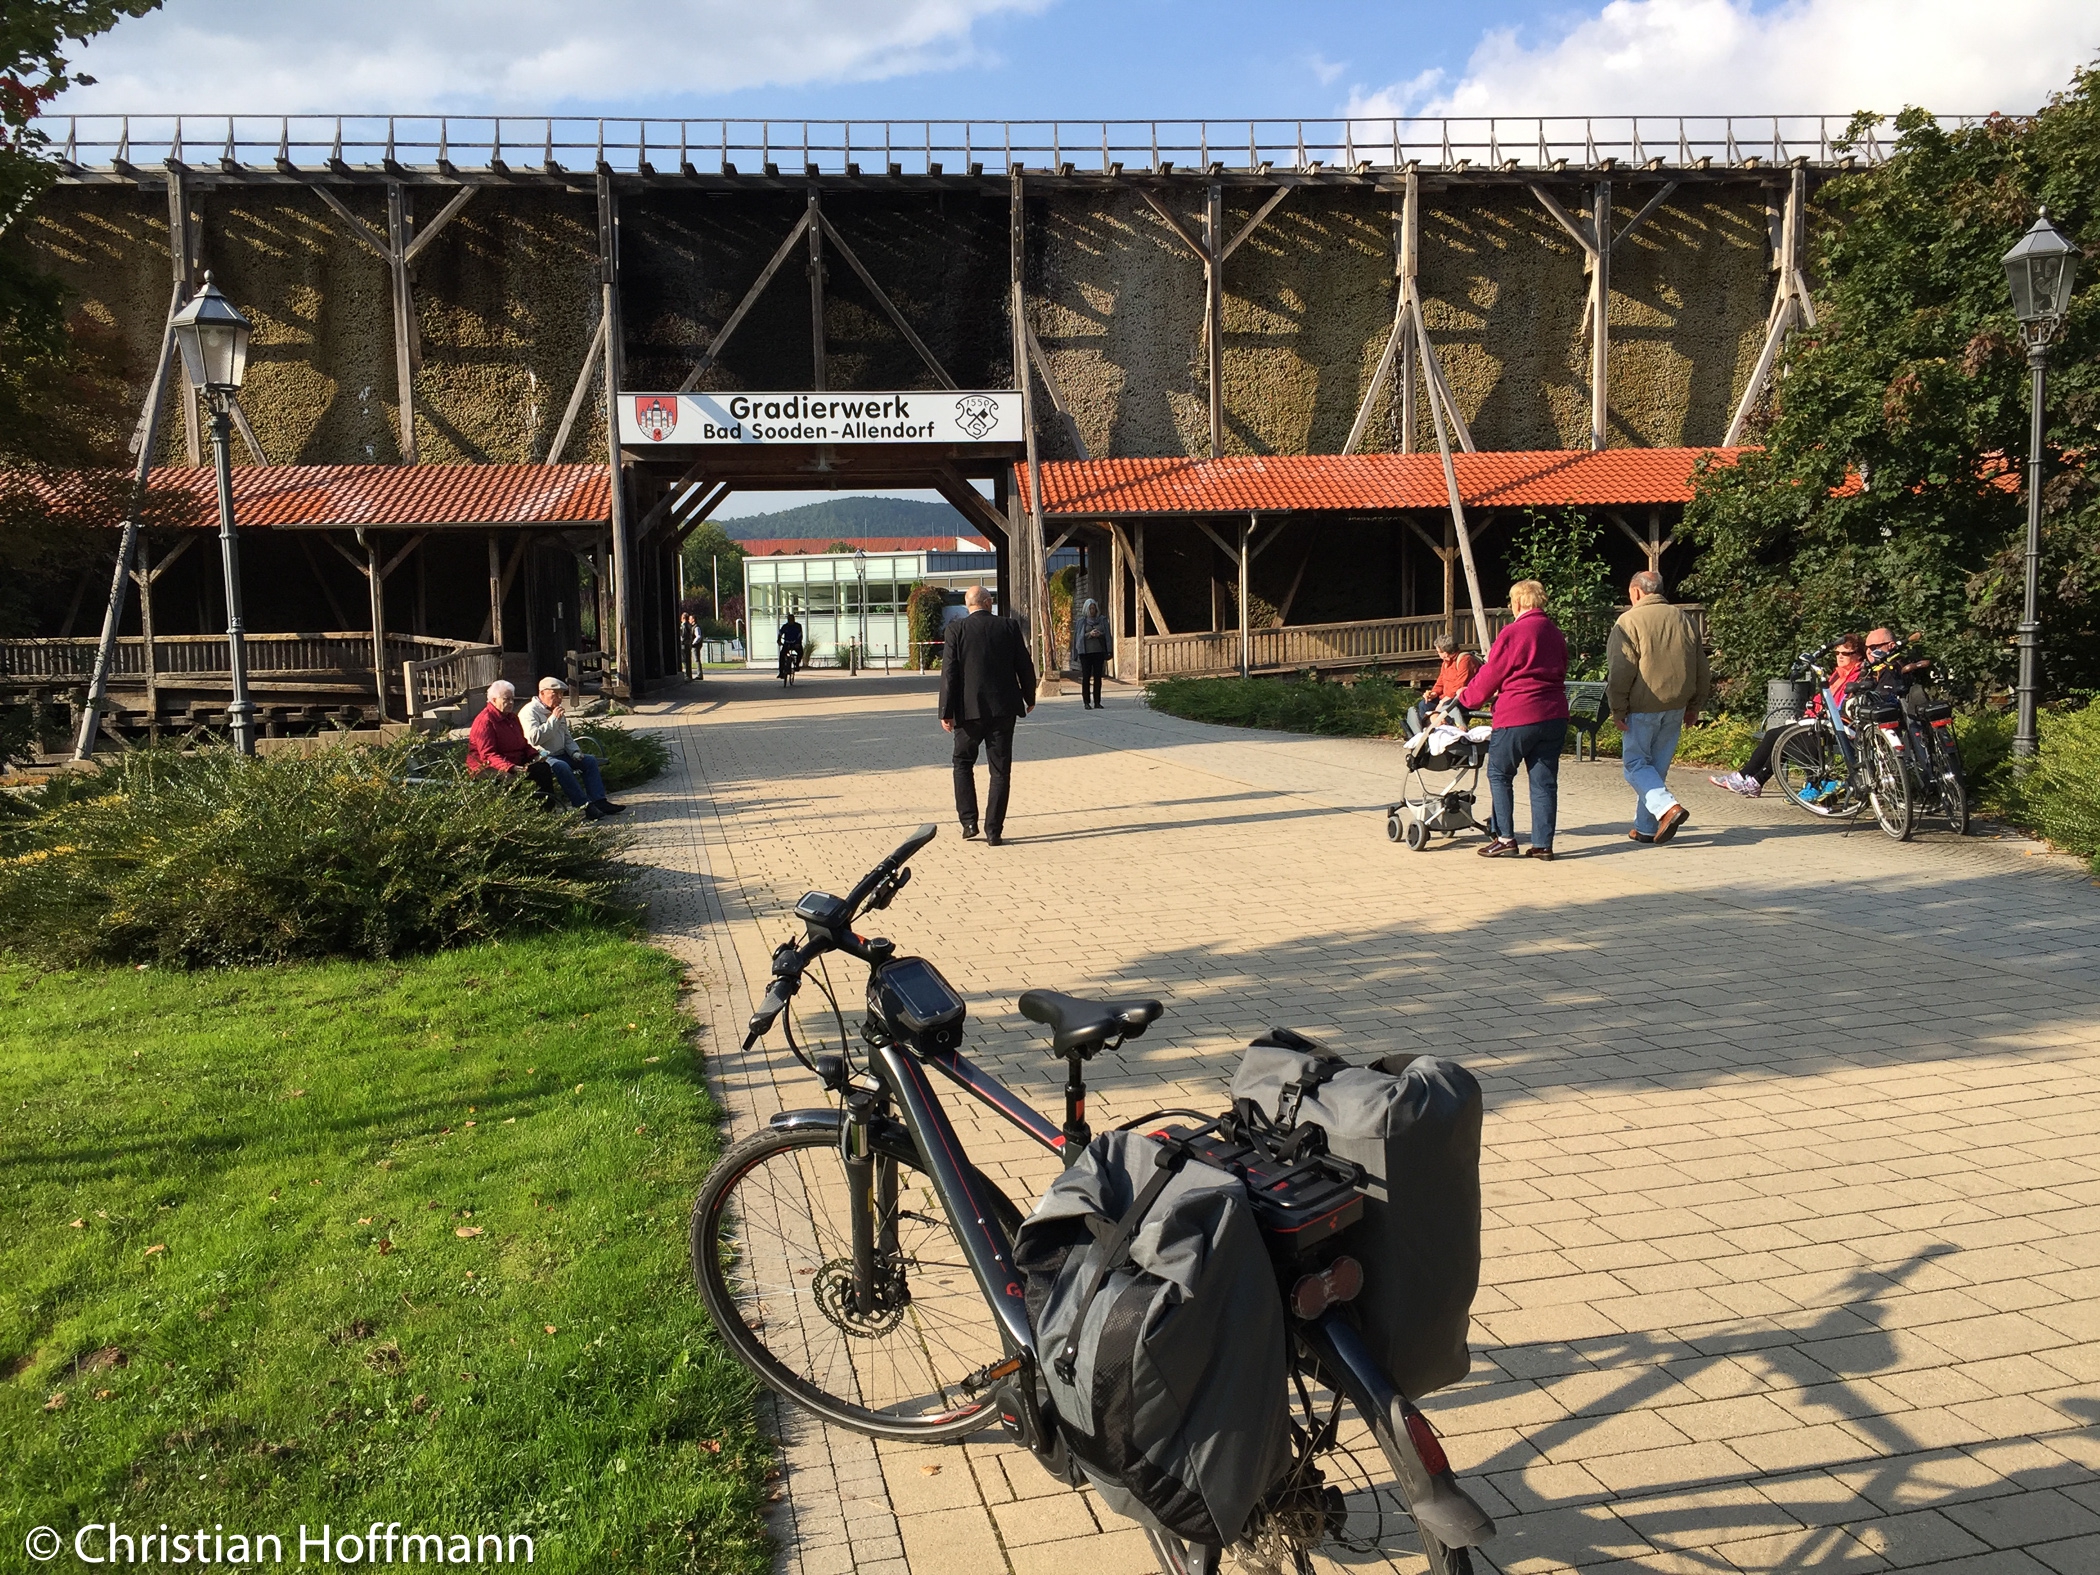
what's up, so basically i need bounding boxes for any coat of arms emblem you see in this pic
[634,395,678,441]
[953,395,999,440]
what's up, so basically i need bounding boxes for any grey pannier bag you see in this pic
[1012,1129,1292,1548]
[1230,1029,1482,1398]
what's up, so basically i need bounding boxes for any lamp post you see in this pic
[853,549,869,672]
[169,274,257,755]
[2001,209,2082,763]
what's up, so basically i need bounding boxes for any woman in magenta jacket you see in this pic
[1456,580,1570,859]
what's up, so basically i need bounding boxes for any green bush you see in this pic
[906,582,945,670]
[573,722,670,790]
[2013,701,2100,870]
[1148,673,1420,736]
[0,744,635,969]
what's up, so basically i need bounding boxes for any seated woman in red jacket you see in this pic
[467,680,560,806]
[1404,634,1482,738]
[1456,580,1570,860]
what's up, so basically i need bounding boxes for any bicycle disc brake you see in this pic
[812,1256,912,1336]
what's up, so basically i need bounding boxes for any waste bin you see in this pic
[1765,678,1813,731]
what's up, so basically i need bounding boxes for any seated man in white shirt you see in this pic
[518,677,626,820]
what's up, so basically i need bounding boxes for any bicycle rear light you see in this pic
[1404,1405,1452,1476]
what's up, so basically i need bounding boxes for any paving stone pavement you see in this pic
[626,669,2100,1575]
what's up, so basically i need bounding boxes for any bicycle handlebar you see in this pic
[742,824,940,1048]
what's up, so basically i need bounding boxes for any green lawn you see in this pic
[2,935,768,1573]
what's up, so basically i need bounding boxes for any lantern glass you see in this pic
[169,274,254,393]
[2002,211,2083,331]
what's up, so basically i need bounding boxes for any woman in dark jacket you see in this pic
[1072,598,1111,709]
[1456,580,1570,860]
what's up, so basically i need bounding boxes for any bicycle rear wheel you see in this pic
[1866,729,1915,842]
[1773,723,1859,818]
[692,1124,1020,1440]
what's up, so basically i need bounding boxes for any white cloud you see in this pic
[53,0,1052,114]
[1307,53,1348,88]
[1348,0,2096,120]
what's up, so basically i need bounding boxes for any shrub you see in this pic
[1147,673,1420,737]
[0,743,635,968]
[573,721,670,790]
[906,582,945,670]
[2013,700,2100,870]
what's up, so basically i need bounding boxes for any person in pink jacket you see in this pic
[1456,580,1570,859]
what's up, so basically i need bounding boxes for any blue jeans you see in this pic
[1620,709,1684,835]
[1487,720,1566,849]
[545,752,606,808]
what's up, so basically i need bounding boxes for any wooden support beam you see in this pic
[486,533,504,645]
[129,532,196,585]
[1590,181,1611,451]
[598,169,634,695]
[167,167,201,465]
[1345,305,1407,456]
[1725,164,1815,446]
[137,535,158,719]
[677,210,814,393]
[1220,186,1291,262]
[401,186,475,264]
[930,462,1010,542]
[1402,514,1448,559]
[1010,168,1045,676]
[806,186,827,390]
[1246,519,1282,562]
[1527,184,1598,259]
[296,533,352,629]
[635,458,712,541]
[1023,316,1089,458]
[1238,516,1252,678]
[386,183,418,463]
[1275,534,1314,626]
[1405,279,1476,453]
[1108,522,1126,679]
[547,306,607,463]
[1135,188,1206,260]
[363,533,388,722]
[1205,181,1223,458]
[672,485,732,548]
[1615,182,1677,247]
[227,398,265,463]
[1194,518,1240,565]
[310,185,391,262]
[816,211,957,390]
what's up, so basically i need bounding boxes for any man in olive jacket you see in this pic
[939,586,1037,846]
[1606,571,1712,844]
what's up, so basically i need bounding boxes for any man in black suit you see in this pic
[939,586,1038,846]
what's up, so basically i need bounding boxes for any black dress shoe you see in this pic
[595,799,628,816]
[985,831,1002,847]
[961,825,980,840]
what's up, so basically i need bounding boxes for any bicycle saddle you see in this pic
[1018,990,1163,1056]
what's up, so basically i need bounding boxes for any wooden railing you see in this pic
[403,643,503,720]
[1,633,496,694]
[1134,605,1705,681]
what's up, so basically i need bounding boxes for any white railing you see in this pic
[45,113,1956,179]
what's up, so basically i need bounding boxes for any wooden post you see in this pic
[806,185,826,390]
[387,183,418,464]
[1009,167,1045,675]
[1108,523,1125,682]
[1725,163,1816,447]
[1238,515,1252,677]
[1133,522,1147,682]
[1591,180,1611,452]
[1442,516,1456,643]
[135,537,158,726]
[1206,181,1224,458]
[366,537,389,723]
[403,660,422,722]
[597,171,635,695]
[487,533,504,646]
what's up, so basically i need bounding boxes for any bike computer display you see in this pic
[871,956,968,1055]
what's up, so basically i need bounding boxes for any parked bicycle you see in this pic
[691,826,1496,1575]
[1861,648,1971,836]
[1768,644,1915,840]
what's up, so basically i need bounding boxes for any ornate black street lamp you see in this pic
[169,274,257,755]
[2001,209,2081,761]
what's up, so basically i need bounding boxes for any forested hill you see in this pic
[721,496,968,541]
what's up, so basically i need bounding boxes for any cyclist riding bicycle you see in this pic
[777,610,805,682]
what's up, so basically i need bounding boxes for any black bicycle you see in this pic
[690,827,1496,1575]
[1769,646,1914,840]
[1862,653,1971,836]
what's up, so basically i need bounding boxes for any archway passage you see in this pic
[621,432,1025,689]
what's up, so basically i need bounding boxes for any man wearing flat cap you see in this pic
[520,677,626,820]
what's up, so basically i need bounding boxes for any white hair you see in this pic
[486,679,515,704]
[1082,598,1099,615]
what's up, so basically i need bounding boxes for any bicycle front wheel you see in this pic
[1866,729,1915,842]
[692,1124,1020,1440]
[1773,724,1859,818]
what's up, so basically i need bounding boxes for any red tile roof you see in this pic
[3,464,611,530]
[738,535,991,557]
[1021,448,1748,516]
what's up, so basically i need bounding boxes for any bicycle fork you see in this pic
[839,1085,899,1318]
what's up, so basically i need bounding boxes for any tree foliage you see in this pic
[1506,505,1616,679]
[1681,66,2100,710]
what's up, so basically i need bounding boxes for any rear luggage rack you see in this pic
[1160,1112,1367,1259]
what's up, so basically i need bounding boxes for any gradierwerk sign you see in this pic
[619,390,1024,447]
